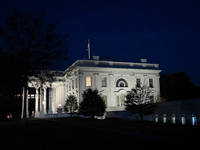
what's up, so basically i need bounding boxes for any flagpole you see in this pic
[87,39,90,59]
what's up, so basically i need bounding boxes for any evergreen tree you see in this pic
[79,88,106,119]
[64,95,78,117]
[160,71,200,101]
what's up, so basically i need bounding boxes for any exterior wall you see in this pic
[153,98,200,125]
[107,98,200,125]
[32,59,161,116]
[24,59,161,118]
[27,60,200,126]
[64,65,161,112]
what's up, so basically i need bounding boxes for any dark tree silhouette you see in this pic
[0,51,23,121]
[0,10,69,124]
[79,88,106,119]
[125,85,157,121]
[64,95,78,117]
[160,71,200,101]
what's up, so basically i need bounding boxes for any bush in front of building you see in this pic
[79,88,106,119]
[64,95,78,117]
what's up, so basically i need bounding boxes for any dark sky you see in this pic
[0,0,200,86]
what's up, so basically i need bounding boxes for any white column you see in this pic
[156,75,160,100]
[94,73,99,89]
[35,87,39,117]
[48,86,53,114]
[44,87,47,114]
[62,84,65,107]
[59,86,61,107]
[131,74,135,88]
[26,89,29,118]
[21,88,25,118]
[56,87,58,108]
[108,75,111,108]
[109,73,115,107]
[78,73,84,104]
[77,75,80,105]
[52,88,56,113]
[39,88,44,117]
[93,74,96,88]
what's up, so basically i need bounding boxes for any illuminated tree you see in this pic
[0,10,69,124]
[79,88,106,119]
[125,85,157,121]
[64,95,78,117]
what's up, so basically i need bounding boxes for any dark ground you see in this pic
[0,117,199,149]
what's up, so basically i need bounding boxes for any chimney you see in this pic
[93,56,99,60]
[140,59,147,63]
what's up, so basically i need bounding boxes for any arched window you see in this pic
[192,113,197,125]
[116,78,128,87]
[155,114,158,122]
[172,114,176,124]
[163,114,167,123]
[181,114,186,125]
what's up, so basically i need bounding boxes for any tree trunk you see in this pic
[23,86,27,125]
[23,75,28,125]
[141,104,145,122]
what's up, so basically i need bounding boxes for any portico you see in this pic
[21,79,65,118]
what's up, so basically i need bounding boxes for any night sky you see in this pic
[0,0,200,86]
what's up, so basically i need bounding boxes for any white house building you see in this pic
[22,56,161,118]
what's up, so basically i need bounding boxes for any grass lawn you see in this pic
[0,117,199,149]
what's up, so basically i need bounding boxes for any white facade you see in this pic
[23,57,161,118]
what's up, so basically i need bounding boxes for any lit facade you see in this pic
[22,56,161,118]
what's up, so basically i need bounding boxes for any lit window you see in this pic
[192,113,197,125]
[155,114,158,122]
[149,79,153,88]
[163,114,167,123]
[31,94,35,99]
[172,114,176,124]
[86,77,92,87]
[102,77,107,87]
[136,78,141,87]
[181,114,186,125]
